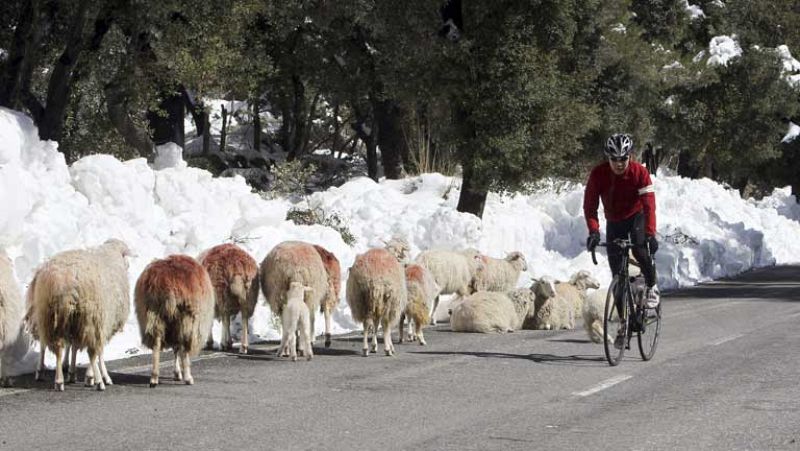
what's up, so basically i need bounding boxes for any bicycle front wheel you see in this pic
[603,276,628,366]
[638,303,662,360]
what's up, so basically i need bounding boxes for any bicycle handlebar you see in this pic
[590,238,648,265]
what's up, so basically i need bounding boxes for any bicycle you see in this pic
[591,238,662,366]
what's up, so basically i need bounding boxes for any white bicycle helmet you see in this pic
[604,133,634,159]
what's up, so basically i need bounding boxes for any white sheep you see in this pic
[525,276,573,330]
[28,239,131,391]
[260,241,329,354]
[583,287,611,343]
[557,270,601,322]
[470,251,528,292]
[449,287,536,333]
[199,243,260,354]
[346,247,407,356]
[414,248,484,324]
[278,282,314,361]
[0,252,25,387]
[135,254,215,387]
[399,263,439,345]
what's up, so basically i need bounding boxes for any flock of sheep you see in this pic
[0,237,610,391]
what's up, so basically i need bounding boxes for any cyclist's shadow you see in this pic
[411,350,605,366]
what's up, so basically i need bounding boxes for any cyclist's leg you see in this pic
[630,213,657,287]
[605,219,628,314]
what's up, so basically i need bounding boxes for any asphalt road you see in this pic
[1,265,799,451]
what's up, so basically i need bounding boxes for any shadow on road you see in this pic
[410,350,604,366]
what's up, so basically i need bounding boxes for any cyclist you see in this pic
[583,134,659,347]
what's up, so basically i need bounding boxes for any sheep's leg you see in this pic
[300,316,313,361]
[382,319,395,356]
[149,337,161,388]
[205,324,215,351]
[430,295,440,325]
[362,320,372,357]
[240,312,250,354]
[98,351,112,385]
[173,350,183,381]
[309,309,317,347]
[35,345,46,381]
[84,349,97,387]
[53,343,65,391]
[181,351,194,385]
[323,307,332,348]
[416,319,427,346]
[0,357,10,387]
[288,331,298,362]
[69,345,78,384]
[398,312,406,344]
[370,320,378,354]
[88,349,105,391]
[221,315,232,351]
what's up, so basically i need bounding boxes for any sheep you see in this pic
[28,239,131,391]
[199,243,259,354]
[346,247,407,356]
[470,251,528,292]
[312,244,341,348]
[278,282,314,361]
[449,288,536,333]
[414,248,484,325]
[134,254,215,388]
[0,252,25,387]
[557,270,601,322]
[399,264,439,345]
[383,237,410,263]
[523,276,569,330]
[583,287,611,343]
[260,241,329,354]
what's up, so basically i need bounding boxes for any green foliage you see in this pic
[286,206,356,246]
[263,160,318,199]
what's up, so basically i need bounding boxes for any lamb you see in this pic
[312,244,341,348]
[134,254,215,387]
[27,239,131,391]
[414,248,484,324]
[199,243,260,354]
[260,241,329,354]
[399,263,439,345]
[346,246,407,356]
[278,282,314,361]
[470,251,528,292]
[0,252,25,387]
[557,270,601,321]
[449,288,536,333]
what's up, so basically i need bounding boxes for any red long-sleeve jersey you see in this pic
[583,161,656,236]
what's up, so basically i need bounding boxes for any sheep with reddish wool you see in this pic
[399,263,439,345]
[0,251,25,387]
[312,244,341,348]
[28,239,131,391]
[199,243,259,354]
[135,254,215,387]
[346,246,407,356]
[261,241,329,355]
[414,248,484,324]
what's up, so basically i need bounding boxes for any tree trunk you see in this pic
[147,90,186,146]
[105,78,155,159]
[252,99,262,152]
[202,108,211,155]
[374,99,408,179]
[0,0,42,110]
[353,108,378,181]
[456,159,487,218]
[219,104,228,152]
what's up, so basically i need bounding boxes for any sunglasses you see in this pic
[608,156,629,163]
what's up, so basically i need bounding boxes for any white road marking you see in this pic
[788,311,800,318]
[572,374,632,397]
[710,334,744,346]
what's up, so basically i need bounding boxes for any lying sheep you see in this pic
[557,270,601,321]
[414,248,484,324]
[523,276,569,330]
[346,247,407,356]
[261,241,329,353]
[278,282,314,361]
[583,287,611,343]
[312,244,341,348]
[0,252,25,387]
[470,251,528,292]
[449,288,536,333]
[135,255,215,387]
[28,239,131,391]
[199,243,260,354]
[399,264,439,345]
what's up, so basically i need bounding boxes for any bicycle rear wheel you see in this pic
[638,304,661,360]
[603,276,628,366]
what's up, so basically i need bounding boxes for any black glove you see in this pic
[646,235,658,254]
[586,231,600,252]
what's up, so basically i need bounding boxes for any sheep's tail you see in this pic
[48,294,78,345]
[406,293,430,327]
[229,274,247,306]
